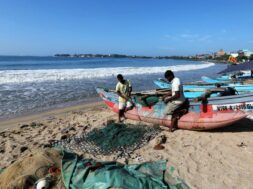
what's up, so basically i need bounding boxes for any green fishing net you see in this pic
[134,95,160,106]
[53,122,161,157]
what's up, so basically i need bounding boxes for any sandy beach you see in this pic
[0,101,253,189]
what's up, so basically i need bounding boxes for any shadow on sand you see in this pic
[210,118,253,133]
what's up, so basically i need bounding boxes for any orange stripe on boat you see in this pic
[104,100,114,108]
[141,106,154,112]
[200,104,213,118]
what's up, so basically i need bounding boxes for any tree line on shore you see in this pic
[55,53,253,63]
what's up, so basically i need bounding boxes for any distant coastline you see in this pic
[54,53,228,63]
[54,53,153,59]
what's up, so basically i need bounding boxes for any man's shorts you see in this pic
[164,102,182,115]
[119,101,133,110]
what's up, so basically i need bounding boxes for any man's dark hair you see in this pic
[117,74,124,80]
[164,70,174,78]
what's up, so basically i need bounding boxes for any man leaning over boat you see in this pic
[116,74,134,122]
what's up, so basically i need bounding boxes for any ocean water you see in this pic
[0,56,227,119]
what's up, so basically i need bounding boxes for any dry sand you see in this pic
[0,102,253,189]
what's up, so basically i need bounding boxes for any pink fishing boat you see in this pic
[96,88,248,130]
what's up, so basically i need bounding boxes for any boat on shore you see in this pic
[96,87,247,130]
[216,70,251,81]
[201,76,238,84]
[154,78,253,98]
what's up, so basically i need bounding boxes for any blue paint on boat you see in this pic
[154,79,253,98]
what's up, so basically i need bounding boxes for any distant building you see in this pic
[238,49,253,57]
[229,53,239,58]
[215,49,225,57]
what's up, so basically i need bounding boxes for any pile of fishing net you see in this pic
[0,148,64,189]
[0,149,189,189]
[52,122,161,157]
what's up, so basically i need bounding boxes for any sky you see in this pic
[0,0,253,56]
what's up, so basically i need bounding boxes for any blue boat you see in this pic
[154,79,212,90]
[209,60,253,83]
[201,76,253,86]
[201,76,231,84]
[154,78,253,98]
[218,61,253,80]
[216,70,251,81]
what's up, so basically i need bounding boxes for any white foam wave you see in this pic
[0,62,214,84]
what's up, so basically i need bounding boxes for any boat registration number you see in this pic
[212,102,253,112]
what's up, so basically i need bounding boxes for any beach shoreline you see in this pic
[0,99,103,132]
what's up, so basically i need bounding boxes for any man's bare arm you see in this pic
[117,91,127,100]
[161,90,172,101]
[164,91,180,103]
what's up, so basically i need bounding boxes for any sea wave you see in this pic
[0,62,214,84]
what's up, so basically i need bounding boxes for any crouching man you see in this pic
[161,70,186,131]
